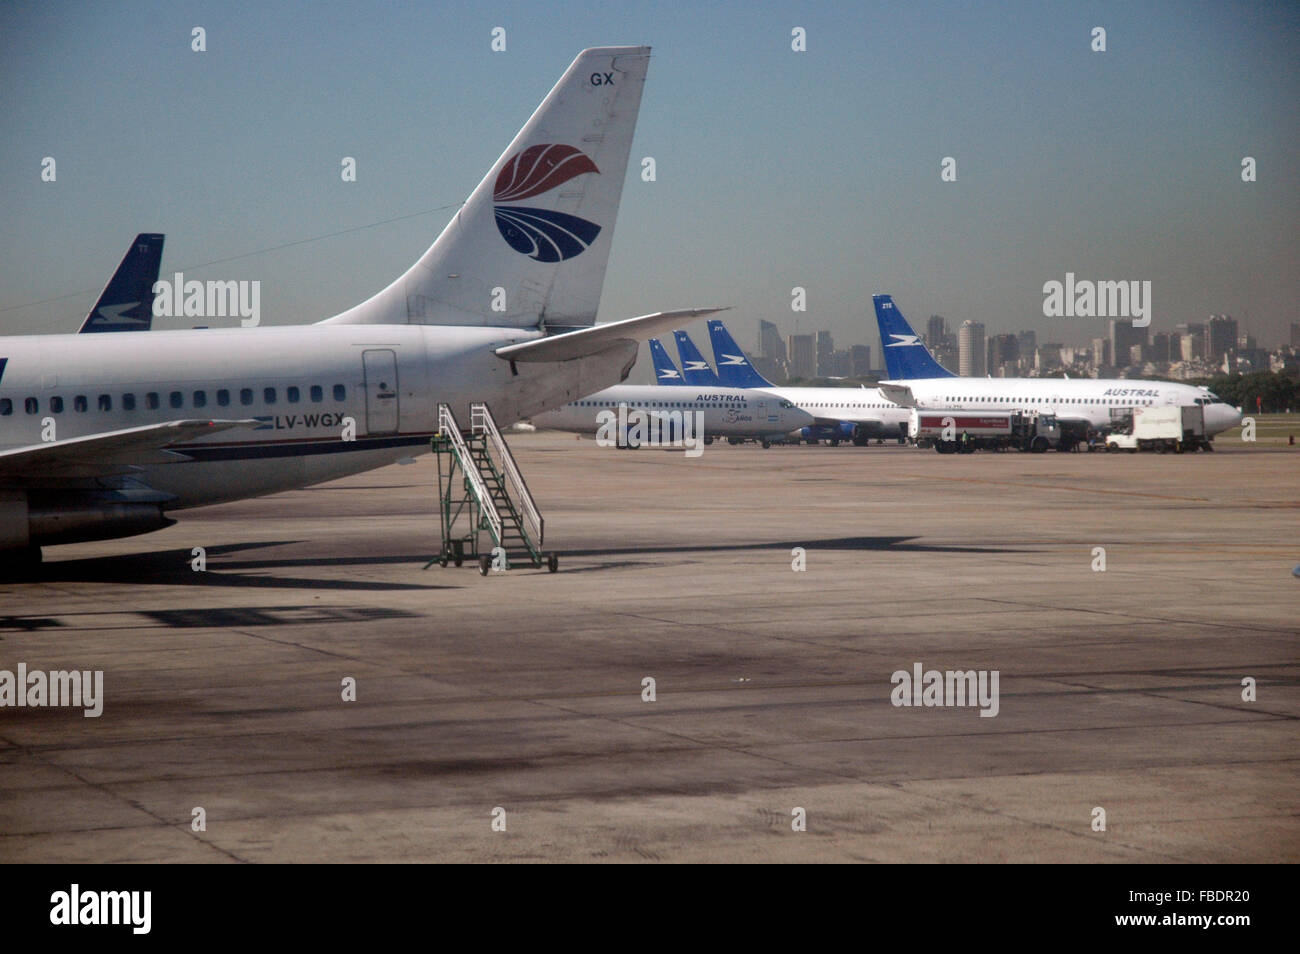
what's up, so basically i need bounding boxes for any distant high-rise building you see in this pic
[958,320,986,377]
[987,333,1020,373]
[850,344,872,377]
[1151,332,1172,364]
[1206,315,1238,363]
[1291,322,1300,349]
[1091,336,1111,368]
[788,334,816,379]
[1035,343,1063,371]
[927,315,947,348]
[1017,329,1037,357]
[759,320,785,360]
[752,355,788,384]
[827,349,853,378]
[1109,319,1147,367]
[816,330,835,376]
[1176,322,1205,362]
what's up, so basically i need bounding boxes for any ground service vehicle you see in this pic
[1105,405,1209,453]
[910,410,1061,453]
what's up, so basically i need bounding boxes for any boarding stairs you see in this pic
[427,403,556,574]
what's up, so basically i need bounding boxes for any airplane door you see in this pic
[362,349,399,435]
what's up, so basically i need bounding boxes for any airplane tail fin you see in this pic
[648,337,686,385]
[707,320,773,388]
[873,294,955,379]
[323,46,650,330]
[79,233,164,333]
[672,330,721,386]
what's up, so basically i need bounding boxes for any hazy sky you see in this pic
[2,0,1296,380]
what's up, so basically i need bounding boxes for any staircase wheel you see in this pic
[478,554,491,576]
[453,554,463,567]
[547,552,559,573]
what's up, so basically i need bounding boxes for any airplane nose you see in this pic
[1207,405,1242,435]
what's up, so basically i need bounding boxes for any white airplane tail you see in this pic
[324,46,650,330]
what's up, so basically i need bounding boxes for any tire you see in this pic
[1106,442,1117,452]
[547,552,559,573]
[1031,436,1048,453]
[761,439,770,449]
[478,554,491,576]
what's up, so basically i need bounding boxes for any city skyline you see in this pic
[2,1,1297,355]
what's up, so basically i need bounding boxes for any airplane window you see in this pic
[193,391,206,408]
[98,394,112,411]
[333,384,346,401]
[123,393,136,411]
[240,388,254,406]
[50,396,64,413]
[147,392,160,410]
[264,387,277,404]
[169,391,183,409]
[287,386,300,403]
[0,399,10,416]
[74,395,88,412]
[217,389,229,407]
[311,385,323,403]
[25,397,38,414]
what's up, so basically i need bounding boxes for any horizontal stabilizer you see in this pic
[877,382,917,406]
[495,308,729,363]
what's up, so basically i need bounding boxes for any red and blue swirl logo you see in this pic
[493,144,601,262]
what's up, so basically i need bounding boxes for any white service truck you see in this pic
[1105,405,1208,453]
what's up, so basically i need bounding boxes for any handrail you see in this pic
[438,404,502,545]
[471,403,543,548]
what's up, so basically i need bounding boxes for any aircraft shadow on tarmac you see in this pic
[560,535,1023,558]
[13,542,452,591]
[9,536,1022,588]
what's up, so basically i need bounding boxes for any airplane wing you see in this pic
[494,308,730,363]
[0,419,256,479]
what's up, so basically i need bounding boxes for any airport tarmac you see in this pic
[1,433,1296,863]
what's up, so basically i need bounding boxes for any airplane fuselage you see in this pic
[884,376,1243,435]
[0,323,633,510]
[758,386,912,433]
[533,385,811,439]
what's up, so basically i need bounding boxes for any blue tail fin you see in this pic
[672,330,721,386]
[79,233,165,332]
[707,320,773,388]
[873,294,955,379]
[648,337,687,385]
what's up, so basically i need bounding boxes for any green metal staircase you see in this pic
[427,403,556,574]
